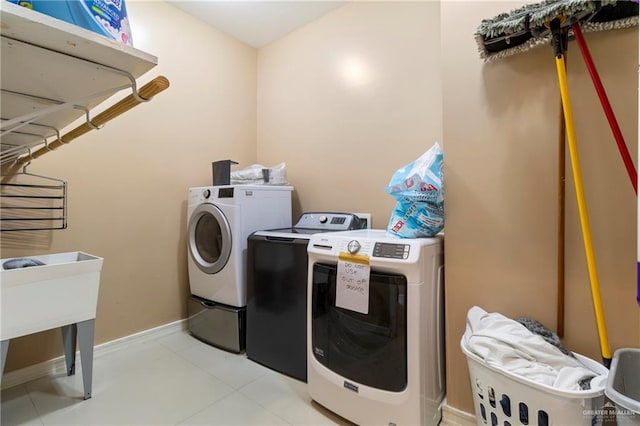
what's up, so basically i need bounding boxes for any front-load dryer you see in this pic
[187,184,292,352]
[307,229,444,425]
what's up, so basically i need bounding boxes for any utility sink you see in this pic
[1,251,103,340]
[1,251,103,399]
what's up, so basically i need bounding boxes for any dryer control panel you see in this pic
[336,239,409,259]
[372,242,410,259]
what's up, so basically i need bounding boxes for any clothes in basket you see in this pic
[462,306,607,391]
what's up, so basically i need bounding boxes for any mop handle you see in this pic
[554,53,612,365]
[572,24,637,195]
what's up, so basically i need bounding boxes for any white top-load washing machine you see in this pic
[187,184,292,352]
[307,229,444,426]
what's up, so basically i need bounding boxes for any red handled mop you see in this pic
[572,23,637,194]
[475,0,638,367]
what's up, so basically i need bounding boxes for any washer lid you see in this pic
[251,212,363,240]
[251,229,314,240]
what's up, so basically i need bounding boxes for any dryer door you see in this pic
[188,203,232,274]
[311,262,408,392]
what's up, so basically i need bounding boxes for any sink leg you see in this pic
[1,340,9,376]
[61,324,77,376]
[77,319,95,400]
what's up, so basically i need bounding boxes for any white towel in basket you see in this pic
[462,306,606,391]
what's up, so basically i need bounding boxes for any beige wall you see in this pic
[1,0,258,372]
[3,0,639,420]
[257,0,639,416]
[442,1,639,413]
[257,1,442,223]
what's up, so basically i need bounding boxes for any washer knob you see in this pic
[319,215,328,224]
[203,189,211,199]
[347,240,361,254]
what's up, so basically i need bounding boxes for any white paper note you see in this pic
[335,254,370,314]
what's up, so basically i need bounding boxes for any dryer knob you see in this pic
[347,240,361,254]
[203,189,211,199]
[319,215,328,224]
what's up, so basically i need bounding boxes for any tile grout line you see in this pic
[2,320,188,391]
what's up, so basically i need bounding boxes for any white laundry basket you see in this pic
[461,342,608,426]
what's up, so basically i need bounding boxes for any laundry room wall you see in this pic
[3,2,639,420]
[1,0,258,373]
[256,1,442,223]
[441,0,640,416]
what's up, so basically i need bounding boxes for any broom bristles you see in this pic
[476,0,638,62]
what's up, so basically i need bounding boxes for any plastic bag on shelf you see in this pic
[230,162,288,185]
[385,143,444,238]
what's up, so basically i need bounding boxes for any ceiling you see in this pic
[166,1,348,48]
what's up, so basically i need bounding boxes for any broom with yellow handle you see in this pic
[548,16,611,367]
[474,0,638,367]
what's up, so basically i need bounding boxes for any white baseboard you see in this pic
[442,403,477,426]
[1,319,187,390]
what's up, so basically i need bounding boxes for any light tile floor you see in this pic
[1,329,353,426]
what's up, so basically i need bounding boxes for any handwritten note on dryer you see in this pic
[336,254,370,314]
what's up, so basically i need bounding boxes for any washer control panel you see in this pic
[294,213,361,231]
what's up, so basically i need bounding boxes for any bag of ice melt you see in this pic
[385,143,444,238]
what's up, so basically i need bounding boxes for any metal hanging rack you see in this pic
[1,1,170,178]
[0,165,67,232]
[0,35,170,175]
[0,2,170,230]
[1,75,170,177]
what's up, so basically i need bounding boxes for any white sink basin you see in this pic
[1,252,103,341]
